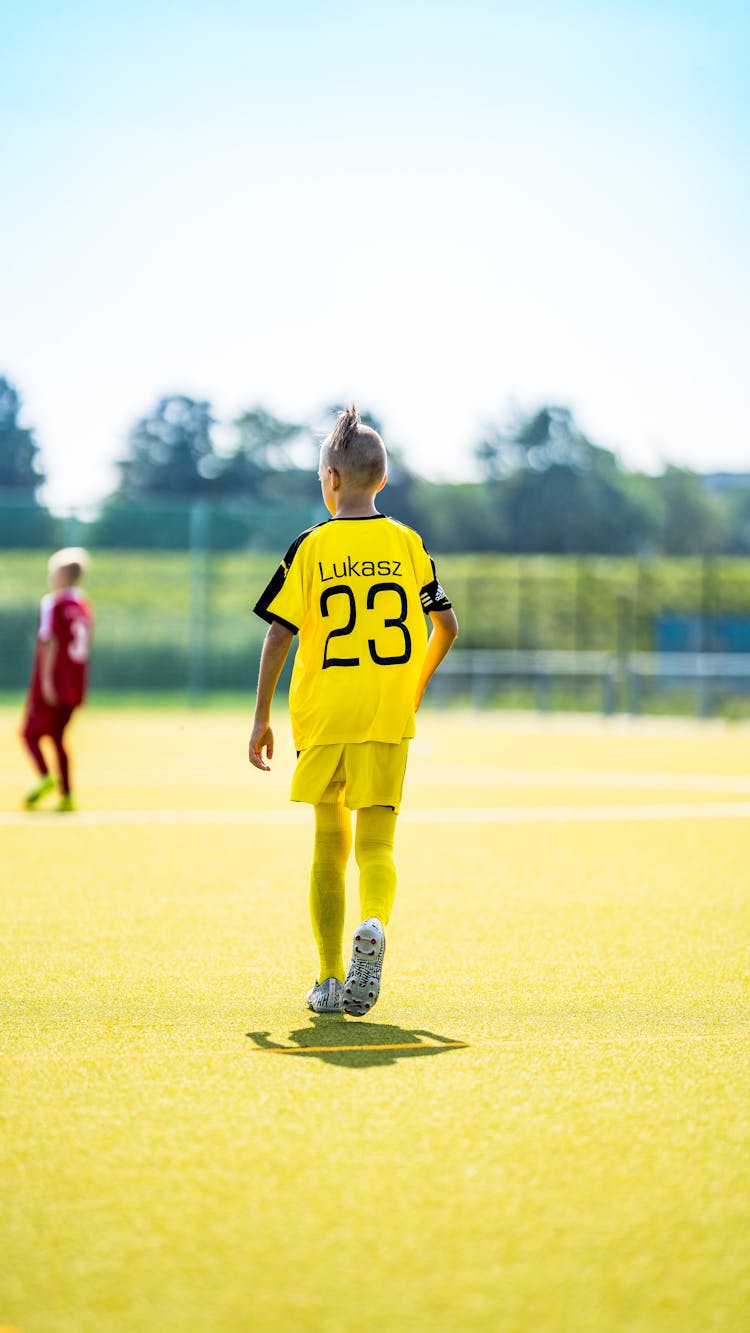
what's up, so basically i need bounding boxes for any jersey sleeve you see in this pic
[38,593,55,641]
[253,531,310,634]
[419,544,452,613]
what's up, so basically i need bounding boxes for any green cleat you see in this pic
[57,793,75,813]
[24,774,57,809]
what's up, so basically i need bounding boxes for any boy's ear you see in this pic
[329,466,341,491]
[375,474,387,494]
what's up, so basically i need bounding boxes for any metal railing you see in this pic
[433,650,750,717]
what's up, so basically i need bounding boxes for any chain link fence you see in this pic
[2,496,750,714]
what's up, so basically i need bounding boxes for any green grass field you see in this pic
[2,706,750,1332]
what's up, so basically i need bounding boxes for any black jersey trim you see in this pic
[255,609,299,634]
[282,520,328,564]
[327,513,387,521]
[419,545,452,612]
[420,581,453,613]
[252,521,326,630]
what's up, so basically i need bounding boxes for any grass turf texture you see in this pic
[2,707,750,1333]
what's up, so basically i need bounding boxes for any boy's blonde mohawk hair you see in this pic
[324,405,387,486]
[328,405,362,453]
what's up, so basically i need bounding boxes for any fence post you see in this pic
[188,500,210,705]
[601,660,616,716]
[700,556,711,652]
[616,594,631,657]
[521,559,537,650]
[635,560,646,650]
[697,661,713,719]
[626,656,640,715]
[534,662,550,712]
[574,558,585,652]
[515,558,524,650]
[471,656,492,708]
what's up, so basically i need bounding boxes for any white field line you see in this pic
[410,766,750,794]
[407,802,750,824]
[2,802,750,827]
[5,765,750,794]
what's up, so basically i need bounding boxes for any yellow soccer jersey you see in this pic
[254,514,452,750]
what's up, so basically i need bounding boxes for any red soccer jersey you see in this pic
[29,589,93,709]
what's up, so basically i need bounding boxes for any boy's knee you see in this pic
[354,836,395,868]
[314,829,348,853]
[313,827,352,871]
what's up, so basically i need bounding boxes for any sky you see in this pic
[2,0,749,509]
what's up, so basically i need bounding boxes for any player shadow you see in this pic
[246,1016,468,1068]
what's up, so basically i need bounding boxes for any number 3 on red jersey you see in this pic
[68,615,91,664]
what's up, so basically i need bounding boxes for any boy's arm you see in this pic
[415,608,459,710]
[39,637,58,706]
[248,621,295,771]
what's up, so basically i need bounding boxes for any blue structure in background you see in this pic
[656,614,750,653]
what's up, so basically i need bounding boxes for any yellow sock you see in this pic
[355,805,398,926]
[310,802,351,982]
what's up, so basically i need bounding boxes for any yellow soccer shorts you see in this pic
[291,739,410,811]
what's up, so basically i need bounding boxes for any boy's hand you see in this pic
[248,622,293,772]
[249,721,274,771]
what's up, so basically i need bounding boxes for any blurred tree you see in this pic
[219,406,314,503]
[411,480,505,552]
[0,376,46,492]
[0,376,56,546]
[475,406,586,480]
[475,405,657,554]
[227,407,302,478]
[379,445,423,529]
[95,400,324,547]
[117,395,220,497]
[502,461,654,554]
[88,393,741,557]
[725,482,750,554]
[657,466,723,555]
[93,395,221,548]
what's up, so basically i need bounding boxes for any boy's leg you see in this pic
[341,806,396,1016]
[49,708,74,800]
[309,801,352,982]
[355,805,398,925]
[22,710,50,778]
[21,709,58,807]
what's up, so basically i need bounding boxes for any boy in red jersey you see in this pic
[21,547,93,812]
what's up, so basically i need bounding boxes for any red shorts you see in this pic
[23,702,75,740]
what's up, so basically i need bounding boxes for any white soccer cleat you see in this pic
[306,977,345,1014]
[343,918,386,1017]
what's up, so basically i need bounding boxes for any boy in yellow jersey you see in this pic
[249,407,458,1016]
